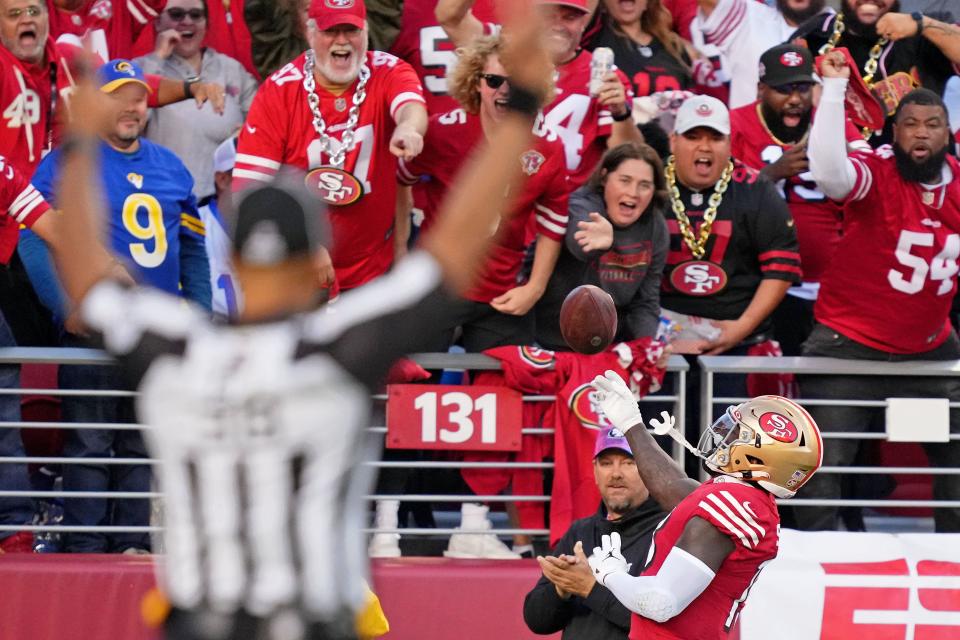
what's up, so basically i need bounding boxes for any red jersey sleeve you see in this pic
[233,75,289,191]
[144,73,162,108]
[397,110,457,184]
[370,52,426,120]
[693,482,776,552]
[845,146,881,203]
[1,156,49,228]
[533,145,570,242]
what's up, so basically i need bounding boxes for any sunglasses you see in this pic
[4,5,43,19]
[481,74,510,90]
[772,82,814,96]
[164,7,206,21]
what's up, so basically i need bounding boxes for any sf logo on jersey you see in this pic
[305,167,364,206]
[568,382,613,430]
[670,260,728,296]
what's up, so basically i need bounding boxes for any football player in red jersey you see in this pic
[730,43,871,355]
[436,0,641,188]
[585,370,822,639]
[797,51,960,533]
[233,0,428,291]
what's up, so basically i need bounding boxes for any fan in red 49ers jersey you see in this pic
[233,0,427,291]
[44,0,162,61]
[586,370,823,640]
[436,0,642,188]
[730,43,870,354]
[388,0,498,114]
[397,33,569,351]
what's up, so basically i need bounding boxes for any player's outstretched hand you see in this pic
[389,122,424,161]
[587,532,631,586]
[591,370,643,433]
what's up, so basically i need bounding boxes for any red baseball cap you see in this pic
[536,0,590,13]
[308,0,366,31]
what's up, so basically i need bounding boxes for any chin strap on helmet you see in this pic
[648,411,708,461]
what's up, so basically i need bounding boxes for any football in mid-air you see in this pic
[559,285,618,355]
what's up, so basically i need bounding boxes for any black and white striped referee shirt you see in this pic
[81,251,443,622]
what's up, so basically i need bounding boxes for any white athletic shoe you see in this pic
[368,533,401,558]
[444,521,521,559]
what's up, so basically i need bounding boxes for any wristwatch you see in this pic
[911,11,925,36]
[183,75,201,98]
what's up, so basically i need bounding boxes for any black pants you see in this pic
[164,607,358,640]
[792,323,960,533]
[426,295,535,353]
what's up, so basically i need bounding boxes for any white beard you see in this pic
[313,47,366,86]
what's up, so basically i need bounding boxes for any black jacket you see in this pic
[522,498,666,639]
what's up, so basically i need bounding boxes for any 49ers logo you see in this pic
[759,412,798,442]
[779,51,804,67]
[304,167,364,206]
[568,382,611,430]
[325,0,355,7]
[520,150,546,176]
[518,346,555,369]
[670,260,727,296]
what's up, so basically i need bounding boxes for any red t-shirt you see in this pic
[397,108,570,302]
[631,477,779,640]
[234,51,425,290]
[730,103,868,283]
[388,0,498,114]
[542,50,634,188]
[45,0,162,60]
[816,149,960,353]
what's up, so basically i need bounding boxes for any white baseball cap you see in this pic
[673,95,730,135]
[214,136,238,173]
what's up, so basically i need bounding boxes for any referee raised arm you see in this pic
[48,3,554,638]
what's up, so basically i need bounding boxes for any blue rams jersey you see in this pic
[198,199,241,318]
[33,138,208,299]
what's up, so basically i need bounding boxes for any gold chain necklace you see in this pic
[755,103,809,147]
[665,156,734,260]
[818,12,889,86]
[819,12,888,138]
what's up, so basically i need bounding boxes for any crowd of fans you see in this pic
[0,0,958,559]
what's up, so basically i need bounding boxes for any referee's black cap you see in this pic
[231,176,329,266]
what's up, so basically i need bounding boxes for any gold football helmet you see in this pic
[697,395,823,499]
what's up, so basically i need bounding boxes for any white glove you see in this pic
[592,370,643,433]
[588,532,631,585]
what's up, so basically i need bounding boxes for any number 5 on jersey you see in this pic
[888,230,959,296]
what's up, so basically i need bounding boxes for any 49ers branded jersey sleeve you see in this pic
[660,166,800,324]
[0,154,50,264]
[542,51,634,188]
[46,0,163,60]
[397,109,570,302]
[234,51,425,290]
[388,0,498,114]
[815,150,960,354]
[631,477,779,640]
[730,104,866,283]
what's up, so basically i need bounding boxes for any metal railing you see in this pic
[699,355,960,510]
[0,348,958,540]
